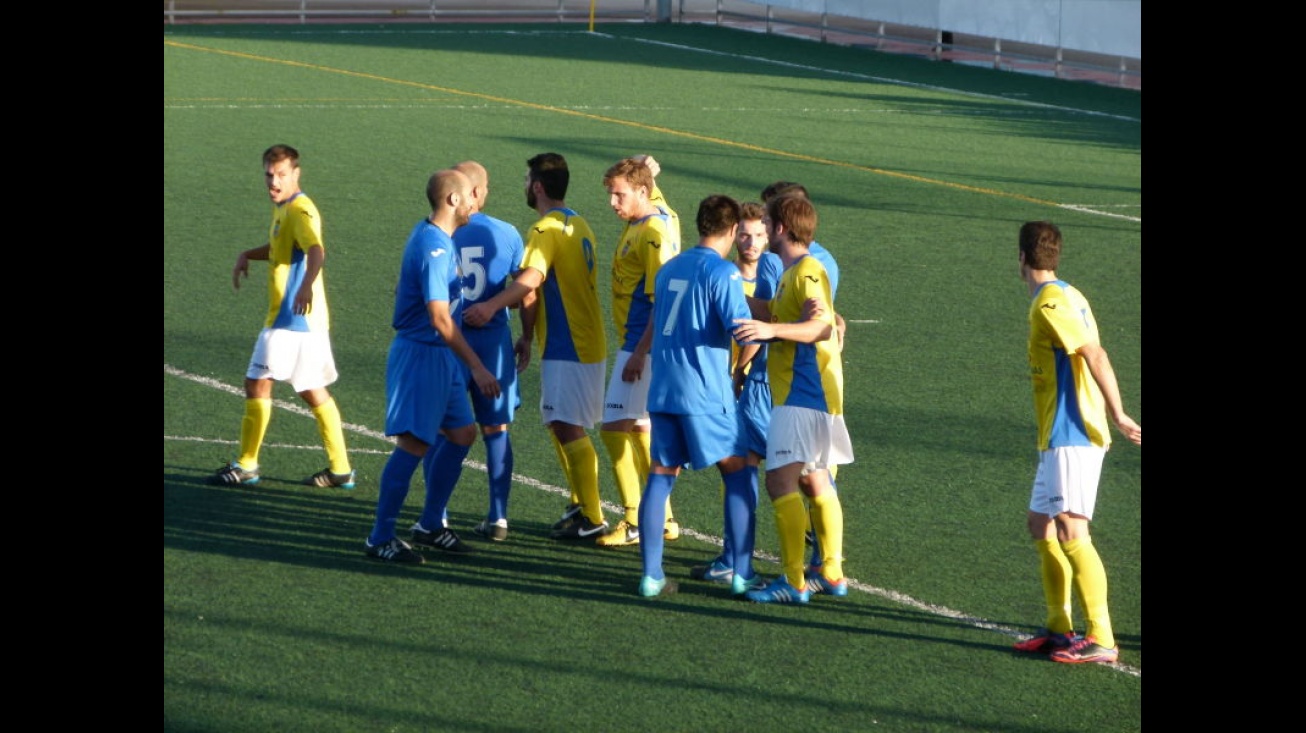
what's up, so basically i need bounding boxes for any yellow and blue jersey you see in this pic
[611,187,680,350]
[768,254,842,414]
[265,192,328,332]
[1028,280,1111,450]
[521,207,607,365]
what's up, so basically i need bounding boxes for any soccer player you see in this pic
[635,194,761,598]
[450,160,526,542]
[733,192,853,604]
[364,168,501,564]
[595,156,682,547]
[210,144,355,490]
[462,153,610,542]
[759,181,844,577]
[1010,220,1141,664]
[689,201,778,586]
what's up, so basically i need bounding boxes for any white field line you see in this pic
[164,30,1139,223]
[163,362,1139,678]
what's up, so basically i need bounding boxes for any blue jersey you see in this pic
[648,246,752,416]
[745,251,784,385]
[809,241,839,300]
[454,211,524,331]
[392,218,462,345]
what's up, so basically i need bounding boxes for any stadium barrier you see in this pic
[162,0,1140,89]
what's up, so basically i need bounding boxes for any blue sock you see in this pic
[418,438,471,531]
[723,465,758,579]
[368,448,422,546]
[638,473,676,581]
[484,431,513,523]
[423,437,450,528]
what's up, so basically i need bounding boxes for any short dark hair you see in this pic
[765,193,817,246]
[1018,221,1061,271]
[527,152,569,200]
[760,180,808,202]
[696,194,742,237]
[262,144,299,168]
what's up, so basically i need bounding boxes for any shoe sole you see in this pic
[1051,651,1119,664]
[473,526,508,542]
[410,536,473,553]
[552,523,608,540]
[210,474,259,486]
[638,579,679,597]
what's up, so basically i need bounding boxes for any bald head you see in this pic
[426,168,473,232]
[453,160,488,212]
[427,168,469,209]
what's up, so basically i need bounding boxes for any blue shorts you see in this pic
[736,377,771,458]
[461,324,521,426]
[384,337,474,446]
[649,410,742,471]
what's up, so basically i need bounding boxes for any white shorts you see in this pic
[603,350,652,424]
[245,327,339,392]
[540,359,606,428]
[1029,445,1105,519]
[766,405,854,471]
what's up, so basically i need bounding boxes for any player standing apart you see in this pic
[364,169,501,564]
[1010,221,1141,663]
[210,144,355,490]
[733,193,852,604]
[636,195,762,598]
[462,153,609,542]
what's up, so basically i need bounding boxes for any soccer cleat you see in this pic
[663,518,681,541]
[745,576,811,604]
[804,567,849,597]
[365,537,425,564]
[210,462,260,486]
[1013,629,1076,654]
[473,519,509,542]
[551,515,608,540]
[305,467,356,489]
[1051,635,1119,664]
[730,573,767,596]
[410,524,473,553]
[638,575,668,597]
[689,557,734,584]
[596,519,641,547]
[551,503,582,531]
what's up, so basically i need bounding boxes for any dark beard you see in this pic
[526,188,537,209]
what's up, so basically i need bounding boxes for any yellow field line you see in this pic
[165,39,1106,213]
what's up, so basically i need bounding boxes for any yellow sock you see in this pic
[631,431,672,521]
[550,431,578,505]
[562,436,602,525]
[773,492,807,589]
[1036,538,1075,634]
[237,398,272,468]
[1062,537,1115,648]
[311,398,351,475]
[809,491,845,580]
[602,430,642,524]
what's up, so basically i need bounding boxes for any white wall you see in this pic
[740,0,1141,59]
